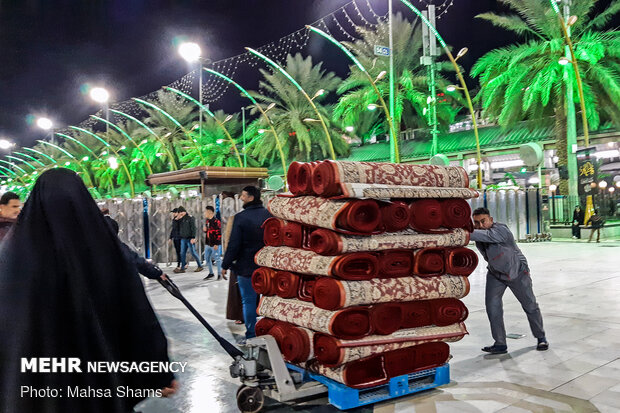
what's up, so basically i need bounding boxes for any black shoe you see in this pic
[203,273,215,280]
[537,338,549,351]
[482,344,507,354]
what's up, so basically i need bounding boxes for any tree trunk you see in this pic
[554,102,569,195]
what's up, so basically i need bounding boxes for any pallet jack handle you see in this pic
[158,275,245,359]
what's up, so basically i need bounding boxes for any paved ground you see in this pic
[135,239,620,413]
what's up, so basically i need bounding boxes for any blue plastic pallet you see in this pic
[286,363,450,410]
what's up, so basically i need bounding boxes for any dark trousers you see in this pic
[173,238,182,266]
[485,271,545,346]
[588,228,601,242]
[571,225,581,239]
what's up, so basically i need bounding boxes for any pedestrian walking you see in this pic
[173,206,203,273]
[169,208,182,269]
[571,205,584,239]
[0,169,177,413]
[0,191,20,242]
[222,186,271,343]
[203,205,222,280]
[586,209,605,243]
[470,207,548,354]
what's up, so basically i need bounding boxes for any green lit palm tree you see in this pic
[140,90,198,168]
[334,13,461,136]
[246,53,349,163]
[472,0,620,193]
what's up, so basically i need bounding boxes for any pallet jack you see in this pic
[158,276,328,413]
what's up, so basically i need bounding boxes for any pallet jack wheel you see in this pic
[236,385,264,413]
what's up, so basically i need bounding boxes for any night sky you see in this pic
[0,0,616,147]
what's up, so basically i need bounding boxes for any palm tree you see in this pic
[334,13,461,137]
[471,0,620,193]
[246,53,349,164]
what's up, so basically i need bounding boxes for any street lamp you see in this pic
[0,139,14,150]
[36,117,53,131]
[89,87,110,133]
[367,104,378,111]
[178,42,209,140]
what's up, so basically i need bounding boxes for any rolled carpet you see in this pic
[268,196,382,235]
[380,201,410,232]
[255,246,378,280]
[400,298,468,328]
[251,267,278,295]
[297,275,317,302]
[413,248,445,277]
[308,228,470,256]
[257,296,372,339]
[307,341,451,389]
[313,323,466,366]
[256,318,314,363]
[444,247,478,276]
[274,271,300,298]
[287,161,321,196]
[311,160,470,197]
[378,250,413,278]
[283,221,305,248]
[410,199,443,232]
[263,217,286,247]
[334,183,480,200]
[312,274,470,310]
[441,199,473,230]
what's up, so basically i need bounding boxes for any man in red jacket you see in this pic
[0,192,21,242]
[203,206,222,280]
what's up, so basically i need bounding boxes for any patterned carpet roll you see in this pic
[313,323,466,366]
[257,296,405,339]
[312,274,470,310]
[400,299,468,328]
[257,296,372,339]
[308,228,470,256]
[283,221,304,248]
[442,199,473,230]
[251,267,278,295]
[310,160,470,197]
[378,250,413,278]
[410,199,443,231]
[269,196,382,234]
[297,275,317,302]
[336,183,480,200]
[255,247,379,280]
[413,248,445,277]
[444,247,479,276]
[380,201,410,232]
[255,319,314,363]
[307,342,450,389]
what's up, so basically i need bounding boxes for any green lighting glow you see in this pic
[0,165,18,177]
[13,152,46,167]
[55,133,99,158]
[5,155,36,170]
[69,126,111,148]
[203,68,258,104]
[246,47,306,94]
[36,140,77,159]
[133,98,185,130]
[23,147,57,164]
[0,160,27,175]
[398,0,447,48]
[306,25,366,72]
[549,0,561,14]
[164,87,215,117]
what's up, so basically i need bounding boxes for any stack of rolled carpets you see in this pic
[252,160,477,389]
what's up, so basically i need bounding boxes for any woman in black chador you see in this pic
[0,169,176,413]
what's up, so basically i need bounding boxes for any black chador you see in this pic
[0,169,174,413]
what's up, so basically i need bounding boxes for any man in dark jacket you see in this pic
[203,206,222,280]
[470,207,548,354]
[169,208,182,269]
[101,208,119,234]
[571,206,584,239]
[0,192,20,242]
[222,186,271,342]
[174,206,203,273]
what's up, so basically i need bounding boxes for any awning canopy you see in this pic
[146,166,269,186]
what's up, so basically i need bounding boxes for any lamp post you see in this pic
[178,42,208,141]
[398,0,481,188]
[549,184,557,223]
[36,117,54,144]
[89,87,110,134]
